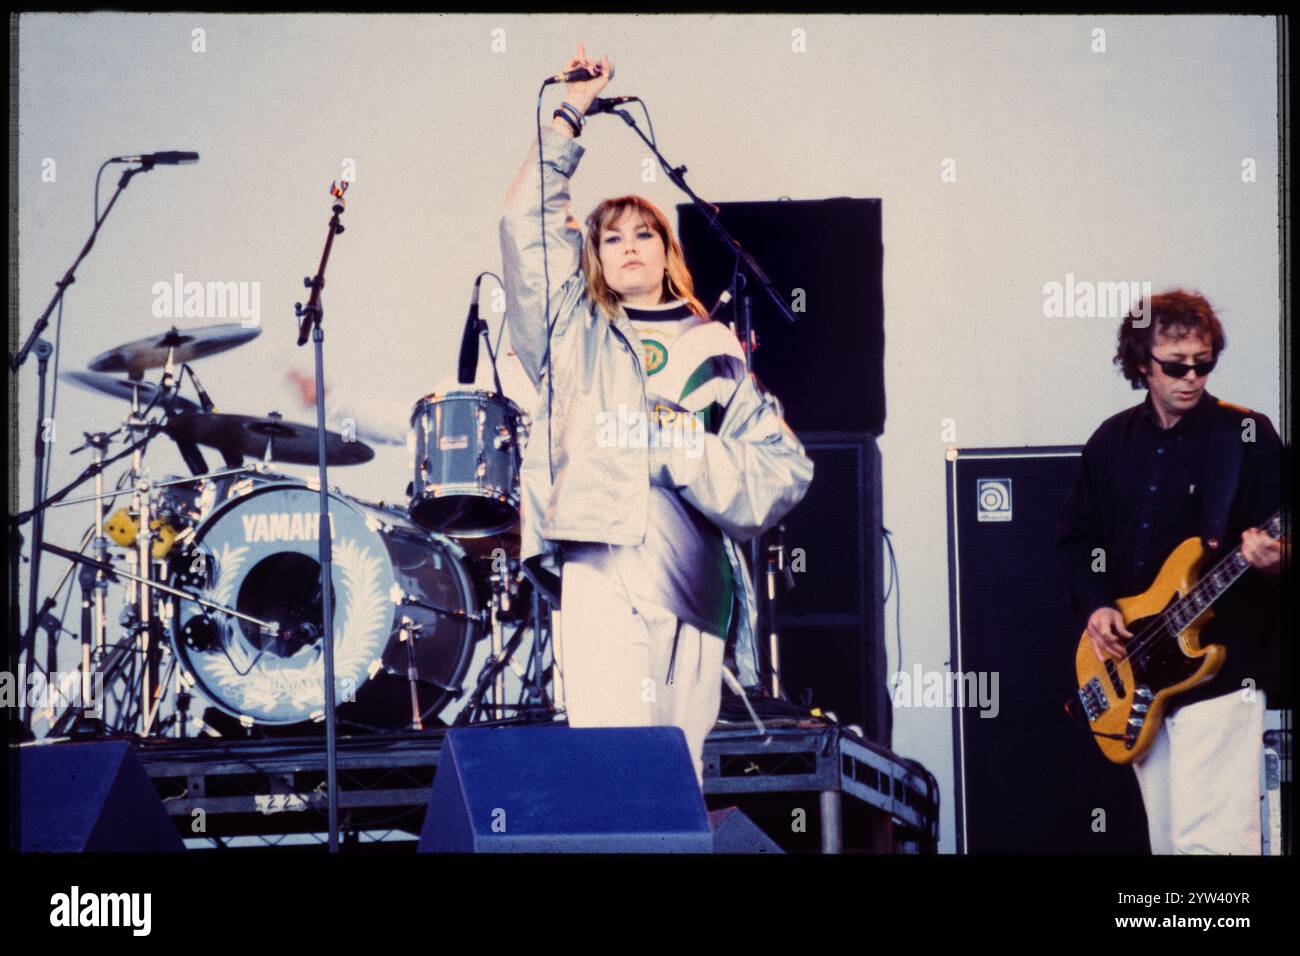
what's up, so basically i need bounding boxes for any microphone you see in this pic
[457,275,485,384]
[584,95,640,116]
[543,64,613,85]
[707,289,734,320]
[110,151,200,165]
[278,621,321,650]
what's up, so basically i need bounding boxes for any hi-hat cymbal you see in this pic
[164,411,374,466]
[88,323,261,379]
[61,370,202,414]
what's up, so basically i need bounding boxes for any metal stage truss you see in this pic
[121,720,937,852]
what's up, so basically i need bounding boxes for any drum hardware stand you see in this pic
[396,595,486,660]
[141,639,178,737]
[175,685,193,738]
[125,370,168,737]
[69,427,114,729]
[40,539,282,734]
[763,523,800,700]
[83,432,113,667]
[49,466,257,514]
[399,617,425,731]
[487,557,520,716]
[455,615,533,725]
[522,584,557,718]
[8,384,170,734]
[391,595,491,717]
[293,178,349,853]
[50,633,133,737]
[520,558,564,716]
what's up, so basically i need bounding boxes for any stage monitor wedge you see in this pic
[18,741,184,852]
[419,726,712,853]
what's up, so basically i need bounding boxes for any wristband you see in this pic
[552,108,581,137]
[558,100,586,128]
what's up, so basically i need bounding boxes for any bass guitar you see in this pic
[1073,511,1282,764]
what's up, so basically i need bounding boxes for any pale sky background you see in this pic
[13,13,1283,852]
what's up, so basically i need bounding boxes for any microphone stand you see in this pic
[293,180,349,854]
[9,160,157,735]
[478,317,506,397]
[601,108,798,331]
[600,107,801,699]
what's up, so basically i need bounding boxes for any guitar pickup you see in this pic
[1104,659,1128,698]
[1125,712,1146,749]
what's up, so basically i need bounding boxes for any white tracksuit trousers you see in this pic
[557,557,725,789]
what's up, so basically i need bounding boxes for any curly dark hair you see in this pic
[1114,289,1226,389]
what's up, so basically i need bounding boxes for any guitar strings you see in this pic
[1102,515,1280,670]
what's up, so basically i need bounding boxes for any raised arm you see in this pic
[498,45,612,387]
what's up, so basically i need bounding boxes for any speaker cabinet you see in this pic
[767,433,888,744]
[677,198,885,436]
[18,741,183,852]
[708,806,784,853]
[419,726,712,853]
[946,446,1148,853]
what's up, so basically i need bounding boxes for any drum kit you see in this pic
[21,320,549,740]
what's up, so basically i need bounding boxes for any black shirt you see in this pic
[1056,391,1284,709]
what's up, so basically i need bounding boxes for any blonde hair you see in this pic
[580,196,708,321]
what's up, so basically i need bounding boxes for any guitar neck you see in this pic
[1165,512,1282,632]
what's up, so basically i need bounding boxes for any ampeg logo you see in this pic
[976,478,1013,522]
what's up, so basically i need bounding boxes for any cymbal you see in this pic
[61,370,201,414]
[88,323,261,379]
[164,411,375,466]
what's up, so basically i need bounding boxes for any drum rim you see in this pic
[409,388,524,420]
[187,477,353,535]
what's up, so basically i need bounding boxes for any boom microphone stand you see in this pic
[9,159,160,734]
[293,180,349,854]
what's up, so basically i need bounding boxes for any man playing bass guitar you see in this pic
[1057,289,1284,855]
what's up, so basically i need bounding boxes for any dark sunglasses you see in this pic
[1149,354,1217,379]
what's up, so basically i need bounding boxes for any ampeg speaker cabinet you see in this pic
[769,432,888,745]
[946,446,1149,854]
[677,198,885,436]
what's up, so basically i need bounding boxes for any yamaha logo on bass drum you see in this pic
[240,510,336,543]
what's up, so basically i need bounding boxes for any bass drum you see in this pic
[153,466,298,555]
[170,481,481,728]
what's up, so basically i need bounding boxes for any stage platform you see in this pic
[127,719,938,852]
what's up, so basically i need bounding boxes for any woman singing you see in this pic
[501,43,813,787]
